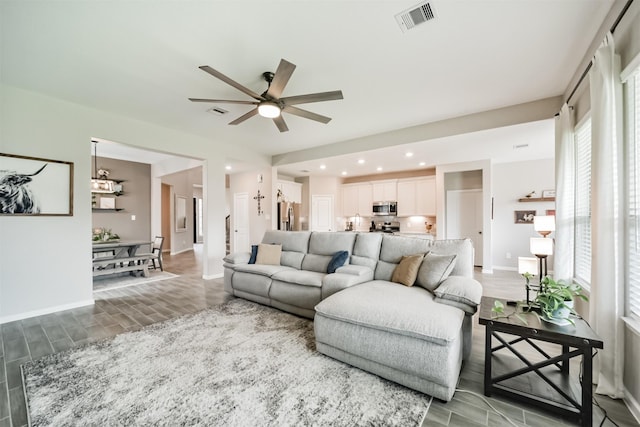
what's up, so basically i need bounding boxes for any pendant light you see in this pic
[91,141,115,193]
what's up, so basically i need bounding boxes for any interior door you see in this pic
[311,195,333,231]
[446,189,483,266]
[233,192,250,252]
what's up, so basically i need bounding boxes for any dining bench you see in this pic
[92,254,152,277]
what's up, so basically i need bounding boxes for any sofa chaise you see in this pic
[223,230,482,401]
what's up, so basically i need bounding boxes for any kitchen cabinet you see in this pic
[372,180,397,202]
[397,177,435,216]
[342,183,372,217]
[277,180,302,204]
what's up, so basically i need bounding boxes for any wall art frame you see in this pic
[514,210,536,224]
[0,152,74,216]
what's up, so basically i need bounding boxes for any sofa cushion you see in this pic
[415,252,457,291]
[256,243,282,265]
[434,275,483,308]
[379,234,431,264]
[351,233,383,270]
[309,232,357,255]
[426,239,474,278]
[272,269,325,288]
[391,254,424,286]
[233,263,293,278]
[262,231,311,269]
[315,280,464,345]
[327,250,349,273]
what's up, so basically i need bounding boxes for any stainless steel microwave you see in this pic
[372,201,397,216]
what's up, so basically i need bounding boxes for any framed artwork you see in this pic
[514,210,536,224]
[175,195,187,232]
[99,197,115,209]
[546,209,556,216]
[542,189,556,198]
[0,152,74,216]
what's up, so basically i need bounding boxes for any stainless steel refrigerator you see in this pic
[278,202,301,231]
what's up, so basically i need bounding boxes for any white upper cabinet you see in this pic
[397,177,436,216]
[277,181,302,204]
[372,180,397,201]
[342,183,372,217]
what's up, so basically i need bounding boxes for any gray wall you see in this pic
[91,156,151,241]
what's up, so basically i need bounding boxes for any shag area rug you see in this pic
[93,270,178,292]
[22,299,432,426]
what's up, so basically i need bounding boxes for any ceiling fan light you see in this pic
[258,102,281,118]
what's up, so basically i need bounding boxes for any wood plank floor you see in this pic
[1,247,637,426]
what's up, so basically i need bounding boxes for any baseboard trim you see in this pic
[170,248,194,256]
[492,266,518,272]
[203,273,223,280]
[0,299,95,325]
[624,387,640,426]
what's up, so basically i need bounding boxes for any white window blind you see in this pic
[574,117,592,287]
[628,71,640,319]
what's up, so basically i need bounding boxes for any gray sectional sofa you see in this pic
[223,230,482,401]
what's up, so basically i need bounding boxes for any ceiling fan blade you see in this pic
[273,115,289,132]
[229,108,259,125]
[266,59,296,99]
[280,90,343,106]
[188,98,258,105]
[283,106,332,124]
[199,65,264,101]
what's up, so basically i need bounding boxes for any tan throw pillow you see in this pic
[391,254,425,287]
[255,244,282,265]
[415,252,457,292]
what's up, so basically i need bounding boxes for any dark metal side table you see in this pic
[479,296,603,427]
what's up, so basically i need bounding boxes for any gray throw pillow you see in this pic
[415,252,457,291]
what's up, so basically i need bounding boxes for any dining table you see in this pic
[92,240,152,258]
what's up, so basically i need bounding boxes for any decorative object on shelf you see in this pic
[99,197,116,209]
[91,194,97,208]
[254,190,265,216]
[534,276,588,326]
[524,190,536,198]
[546,209,556,216]
[514,210,535,224]
[92,227,120,242]
[518,257,539,305]
[91,141,116,194]
[542,189,556,198]
[0,152,74,216]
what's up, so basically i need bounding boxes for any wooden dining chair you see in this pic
[149,236,165,271]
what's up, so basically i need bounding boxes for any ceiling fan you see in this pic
[189,59,343,132]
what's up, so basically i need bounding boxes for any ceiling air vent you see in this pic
[207,107,228,116]
[395,2,436,33]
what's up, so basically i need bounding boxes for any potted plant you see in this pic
[533,276,588,325]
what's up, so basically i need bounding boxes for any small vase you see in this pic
[545,300,573,324]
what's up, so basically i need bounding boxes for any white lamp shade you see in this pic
[518,257,538,275]
[534,215,555,233]
[258,102,281,118]
[530,237,553,256]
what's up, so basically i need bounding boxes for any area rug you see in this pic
[92,270,178,292]
[22,299,432,426]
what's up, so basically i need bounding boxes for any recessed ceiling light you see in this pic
[376,167,383,172]
[419,162,426,166]
[225,165,232,170]
[405,152,414,157]
[341,171,347,176]
[358,159,365,164]
[320,164,326,170]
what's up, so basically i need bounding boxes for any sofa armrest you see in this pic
[434,275,483,315]
[335,265,371,277]
[322,268,374,299]
[223,252,251,265]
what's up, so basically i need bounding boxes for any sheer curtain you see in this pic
[554,104,575,282]
[589,32,625,399]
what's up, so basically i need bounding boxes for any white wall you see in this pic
[228,168,274,250]
[0,84,269,322]
[309,176,341,232]
[492,159,555,271]
[161,167,202,255]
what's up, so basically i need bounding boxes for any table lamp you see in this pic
[518,257,538,305]
[530,237,553,287]
[533,215,555,237]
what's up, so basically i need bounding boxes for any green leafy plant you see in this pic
[491,300,528,325]
[92,228,120,242]
[533,276,588,325]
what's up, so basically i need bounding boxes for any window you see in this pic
[574,117,592,287]
[627,70,640,319]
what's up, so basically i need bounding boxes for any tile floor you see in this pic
[0,247,637,426]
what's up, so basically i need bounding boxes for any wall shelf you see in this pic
[92,208,124,212]
[518,197,555,203]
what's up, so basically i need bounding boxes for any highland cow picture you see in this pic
[0,153,73,216]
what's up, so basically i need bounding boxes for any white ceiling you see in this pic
[1,1,613,174]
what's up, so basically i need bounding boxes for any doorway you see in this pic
[446,189,483,266]
[233,192,249,252]
[161,183,172,252]
[311,195,334,231]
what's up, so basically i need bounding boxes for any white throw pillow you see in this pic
[255,244,282,265]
